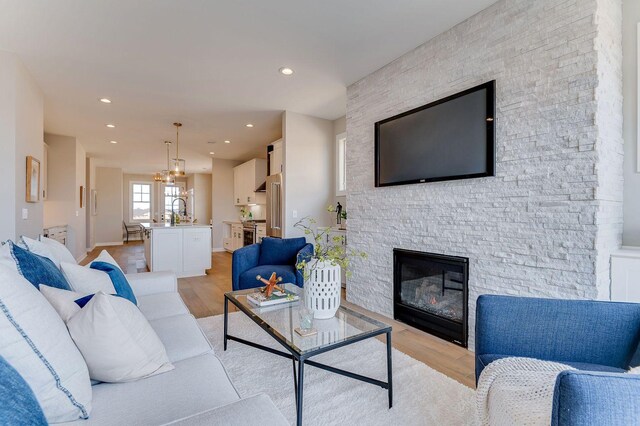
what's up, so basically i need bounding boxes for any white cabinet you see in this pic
[151,228,183,274]
[231,223,243,251]
[234,159,267,205]
[256,223,266,243]
[611,248,640,302]
[147,225,212,278]
[269,140,283,176]
[183,227,212,273]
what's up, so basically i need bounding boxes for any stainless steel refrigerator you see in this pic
[266,173,283,238]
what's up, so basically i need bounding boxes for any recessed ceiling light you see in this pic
[279,67,294,76]
[110,140,118,144]
[245,123,254,128]
[100,98,112,104]
[224,140,231,144]
[209,151,215,155]
[106,124,115,128]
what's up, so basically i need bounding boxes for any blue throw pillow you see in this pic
[90,261,137,305]
[10,242,71,290]
[258,237,307,266]
[0,356,47,426]
[73,293,126,308]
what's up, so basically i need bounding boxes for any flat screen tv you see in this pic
[375,80,495,187]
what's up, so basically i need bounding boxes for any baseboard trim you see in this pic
[95,242,124,247]
[76,253,87,263]
[86,244,96,252]
[212,247,226,252]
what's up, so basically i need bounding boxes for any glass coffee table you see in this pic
[224,284,393,426]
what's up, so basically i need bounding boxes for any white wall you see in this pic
[0,50,44,241]
[43,133,87,260]
[282,111,334,238]
[191,173,212,224]
[95,167,123,245]
[346,0,623,347]
[212,159,241,250]
[622,0,640,245]
[14,57,44,240]
[332,116,347,217]
[86,157,96,250]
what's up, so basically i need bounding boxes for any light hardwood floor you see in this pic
[83,242,476,388]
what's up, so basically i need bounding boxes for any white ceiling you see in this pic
[0,0,497,174]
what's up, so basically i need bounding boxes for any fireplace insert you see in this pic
[393,249,468,347]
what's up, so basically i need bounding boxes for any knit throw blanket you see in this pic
[476,357,575,426]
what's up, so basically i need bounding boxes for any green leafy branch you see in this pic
[294,216,366,281]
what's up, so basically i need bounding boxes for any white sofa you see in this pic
[62,271,288,426]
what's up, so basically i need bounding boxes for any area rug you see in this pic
[198,312,476,425]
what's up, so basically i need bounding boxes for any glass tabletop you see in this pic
[226,283,391,356]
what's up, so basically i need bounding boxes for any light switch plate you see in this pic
[292,210,298,218]
[21,208,28,220]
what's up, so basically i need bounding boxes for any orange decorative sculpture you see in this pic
[256,272,284,298]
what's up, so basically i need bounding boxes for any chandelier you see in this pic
[170,122,186,177]
[160,141,175,185]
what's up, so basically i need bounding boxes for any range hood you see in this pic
[255,181,266,192]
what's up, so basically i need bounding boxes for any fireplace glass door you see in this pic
[394,249,468,347]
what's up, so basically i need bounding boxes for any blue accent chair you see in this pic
[232,237,313,291]
[475,295,640,425]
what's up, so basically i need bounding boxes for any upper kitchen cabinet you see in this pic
[268,139,283,176]
[233,158,267,206]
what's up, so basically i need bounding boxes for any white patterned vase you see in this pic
[304,260,341,319]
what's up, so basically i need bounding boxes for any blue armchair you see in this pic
[232,237,313,291]
[475,295,640,425]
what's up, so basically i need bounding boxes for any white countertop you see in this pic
[140,222,212,230]
[223,220,242,225]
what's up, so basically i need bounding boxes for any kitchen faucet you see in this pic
[171,197,187,225]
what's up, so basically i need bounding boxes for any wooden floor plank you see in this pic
[83,242,476,388]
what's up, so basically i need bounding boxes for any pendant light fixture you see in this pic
[161,141,175,185]
[171,122,186,177]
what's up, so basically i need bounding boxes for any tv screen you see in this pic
[375,81,495,187]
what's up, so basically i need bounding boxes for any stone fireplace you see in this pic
[394,249,468,347]
[345,0,623,349]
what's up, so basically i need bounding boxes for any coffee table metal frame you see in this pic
[223,290,393,426]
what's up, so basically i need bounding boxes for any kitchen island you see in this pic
[141,223,212,278]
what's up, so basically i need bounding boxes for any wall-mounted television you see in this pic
[375,80,495,187]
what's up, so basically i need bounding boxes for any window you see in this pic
[336,132,346,196]
[130,182,152,222]
[163,184,185,220]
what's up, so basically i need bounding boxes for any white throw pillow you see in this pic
[0,243,19,274]
[40,285,84,323]
[90,250,123,272]
[21,236,62,268]
[39,236,77,265]
[0,265,92,422]
[67,292,174,383]
[60,262,116,295]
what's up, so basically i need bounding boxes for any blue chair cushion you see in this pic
[238,265,298,290]
[0,355,47,425]
[10,242,71,290]
[90,261,137,305]
[478,354,627,374]
[258,237,307,266]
